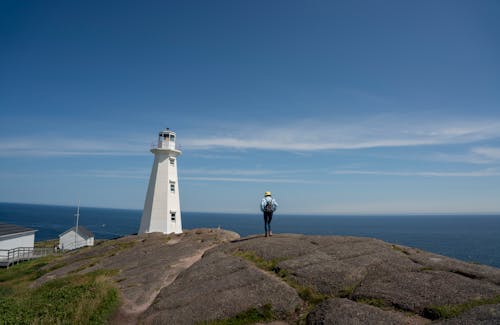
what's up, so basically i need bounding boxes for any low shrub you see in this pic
[423,295,500,320]
[0,269,119,325]
[203,304,275,325]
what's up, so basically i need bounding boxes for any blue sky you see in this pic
[1,0,500,214]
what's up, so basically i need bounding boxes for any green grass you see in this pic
[233,250,327,306]
[0,256,55,285]
[338,284,357,298]
[69,258,101,274]
[0,256,120,325]
[356,297,387,308]
[296,286,327,304]
[34,239,59,249]
[47,261,69,272]
[94,240,136,258]
[423,295,500,320]
[67,239,135,261]
[201,304,275,325]
[391,245,410,255]
[233,250,284,272]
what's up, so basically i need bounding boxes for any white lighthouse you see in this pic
[138,128,182,234]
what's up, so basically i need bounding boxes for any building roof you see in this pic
[59,226,94,239]
[0,222,37,237]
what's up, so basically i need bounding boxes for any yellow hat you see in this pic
[264,191,272,196]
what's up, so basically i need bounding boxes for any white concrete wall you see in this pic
[139,147,182,235]
[0,233,35,251]
[59,231,93,250]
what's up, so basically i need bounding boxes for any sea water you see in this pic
[1,202,499,268]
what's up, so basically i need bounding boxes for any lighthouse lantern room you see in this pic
[158,129,176,150]
[138,128,182,234]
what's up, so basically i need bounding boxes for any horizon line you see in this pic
[1,201,499,216]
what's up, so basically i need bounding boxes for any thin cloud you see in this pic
[0,137,149,157]
[0,169,150,179]
[182,118,500,151]
[431,152,495,165]
[182,176,324,184]
[75,169,149,179]
[333,168,500,177]
[431,146,500,165]
[472,147,500,161]
[189,153,244,160]
[2,117,500,157]
[181,168,318,176]
[182,168,277,176]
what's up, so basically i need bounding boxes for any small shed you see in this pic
[59,226,94,251]
[0,222,37,260]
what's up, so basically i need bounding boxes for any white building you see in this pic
[0,222,36,259]
[138,128,183,234]
[59,226,94,251]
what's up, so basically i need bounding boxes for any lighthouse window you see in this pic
[170,135,175,141]
[169,158,175,166]
[170,212,176,221]
[170,181,175,193]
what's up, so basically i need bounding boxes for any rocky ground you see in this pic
[33,228,239,324]
[34,230,500,324]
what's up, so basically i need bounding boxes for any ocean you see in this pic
[1,202,499,268]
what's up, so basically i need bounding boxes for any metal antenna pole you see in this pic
[75,200,80,249]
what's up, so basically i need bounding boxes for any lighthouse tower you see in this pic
[138,128,182,234]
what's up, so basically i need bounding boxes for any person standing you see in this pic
[260,191,278,237]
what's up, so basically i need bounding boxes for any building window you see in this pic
[170,212,176,221]
[170,181,175,193]
[169,158,175,166]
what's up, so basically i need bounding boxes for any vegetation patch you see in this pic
[67,239,136,261]
[201,304,275,325]
[115,241,136,250]
[0,262,119,325]
[95,238,135,250]
[356,297,388,308]
[233,250,284,272]
[297,286,327,305]
[46,261,69,272]
[0,256,57,285]
[34,239,59,249]
[103,241,136,257]
[423,295,500,320]
[233,250,327,306]
[391,245,410,255]
[338,284,357,298]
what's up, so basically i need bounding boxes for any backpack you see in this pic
[264,198,274,213]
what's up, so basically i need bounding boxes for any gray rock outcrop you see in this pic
[306,298,428,325]
[153,234,500,324]
[34,228,239,324]
[435,304,500,324]
[141,250,302,324]
[36,231,500,324]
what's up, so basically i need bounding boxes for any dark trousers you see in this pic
[264,211,273,234]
